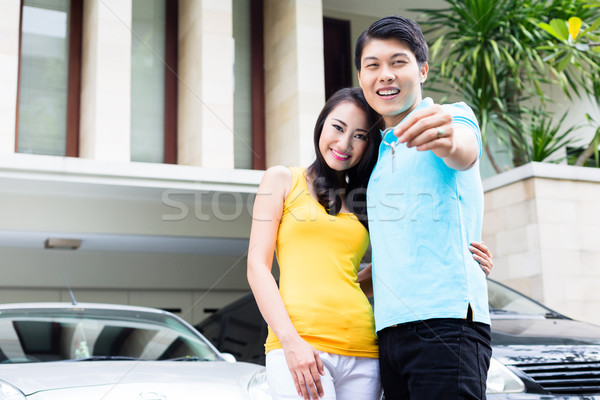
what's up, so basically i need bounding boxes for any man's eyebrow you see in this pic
[363,52,409,62]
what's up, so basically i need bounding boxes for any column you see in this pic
[79,0,132,162]
[263,0,325,167]
[0,0,20,154]
[178,0,234,168]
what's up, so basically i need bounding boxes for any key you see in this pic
[390,142,395,173]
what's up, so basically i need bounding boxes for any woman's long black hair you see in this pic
[307,87,382,228]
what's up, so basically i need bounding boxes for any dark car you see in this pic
[196,279,600,398]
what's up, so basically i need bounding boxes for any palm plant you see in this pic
[511,109,581,163]
[413,0,599,173]
[535,6,600,166]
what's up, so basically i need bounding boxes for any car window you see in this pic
[487,280,555,316]
[0,307,219,363]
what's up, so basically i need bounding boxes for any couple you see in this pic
[247,15,493,400]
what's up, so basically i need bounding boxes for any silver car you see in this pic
[0,302,271,399]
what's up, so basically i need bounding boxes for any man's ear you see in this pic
[420,62,429,83]
[357,70,363,89]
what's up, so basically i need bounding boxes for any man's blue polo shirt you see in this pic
[367,97,490,331]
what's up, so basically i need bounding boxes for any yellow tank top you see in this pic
[265,167,378,358]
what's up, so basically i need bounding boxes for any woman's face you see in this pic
[318,101,370,172]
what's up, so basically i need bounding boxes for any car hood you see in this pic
[0,361,262,399]
[491,317,600,365]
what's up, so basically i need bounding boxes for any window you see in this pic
[233,0,265,170]
[323,17,352,100]
[16,0,82,156]
[130,0,178,164]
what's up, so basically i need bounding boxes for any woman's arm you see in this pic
[357,263,373,298]
[247,166,324,400]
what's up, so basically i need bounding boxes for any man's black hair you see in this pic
[354,16,429,71]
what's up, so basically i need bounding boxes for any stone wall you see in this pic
[483,162,600,325]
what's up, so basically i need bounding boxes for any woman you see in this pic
[247,88,492,400]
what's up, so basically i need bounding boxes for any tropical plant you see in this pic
[535,6,600,166]
[511,109,581,163]
[413,0,600,173]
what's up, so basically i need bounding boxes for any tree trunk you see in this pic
[485,142,502,173]
[575,127,600,166]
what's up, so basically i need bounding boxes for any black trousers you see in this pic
[378,318,492,400]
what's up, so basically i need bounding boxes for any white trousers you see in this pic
[265,349,382,400]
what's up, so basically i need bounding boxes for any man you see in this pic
[356,16,492,399]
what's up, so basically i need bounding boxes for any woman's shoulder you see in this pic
[259,166,296,198]
[262,165,294,182]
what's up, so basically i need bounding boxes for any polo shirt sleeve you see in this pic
[445,102,482,160]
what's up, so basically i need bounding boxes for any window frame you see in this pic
[15,0,83,157]
[163,0,178,164]
[250,0,265,170]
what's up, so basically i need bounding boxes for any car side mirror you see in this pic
[220,353,236,363]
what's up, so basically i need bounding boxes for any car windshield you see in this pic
[0,306,219,363]
[487,280,556,317]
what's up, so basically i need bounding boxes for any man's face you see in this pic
[357,38,428,128]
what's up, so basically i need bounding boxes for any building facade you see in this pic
[0,0,598,326]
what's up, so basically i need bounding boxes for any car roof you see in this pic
[0,302,170,315]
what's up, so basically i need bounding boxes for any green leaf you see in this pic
[538,22,566,41]
[489,40,501,60]
[582,16,600,36]
[556,52,573,71]
[430,35,445,60]
[550,19,569,41]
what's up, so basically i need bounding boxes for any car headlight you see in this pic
[486,357,526,393]
[0,380,26,400]
[247,367,272,400]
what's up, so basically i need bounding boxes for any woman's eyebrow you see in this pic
[332,118,347,127]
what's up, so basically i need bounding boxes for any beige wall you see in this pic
[0,154,263,324]
[80,0,132,162]
[263,0,325,168]
[483,162,600,325]
[178,0,235,168]
[0,0,20,155]
[0,248,249,324]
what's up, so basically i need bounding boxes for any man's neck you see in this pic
[383,97,424,129]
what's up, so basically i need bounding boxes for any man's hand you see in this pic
[393,104,478,171]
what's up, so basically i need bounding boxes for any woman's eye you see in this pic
[333,124,344,132]
[355,133,367,141]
